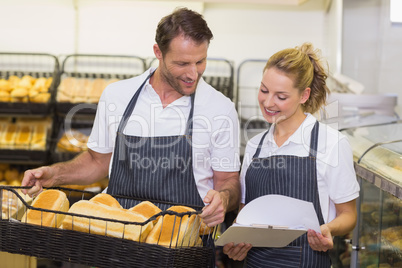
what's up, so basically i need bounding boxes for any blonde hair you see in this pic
[264,42,330,114]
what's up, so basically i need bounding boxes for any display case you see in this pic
[337,122,402,268]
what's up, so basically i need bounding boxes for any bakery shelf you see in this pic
[0,52,60,115]
[55,54,147,116]
[50,118,93,163]
[0,186,215,268]
[0,117,53,165]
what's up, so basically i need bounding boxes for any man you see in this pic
[22,7,240,227]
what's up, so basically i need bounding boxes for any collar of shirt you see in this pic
[143,79,191,109]
[266,113,317,149]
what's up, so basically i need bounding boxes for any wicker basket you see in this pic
[0,186,215,268]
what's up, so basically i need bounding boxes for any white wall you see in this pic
[342,0,402,106]
[0,0,328,67]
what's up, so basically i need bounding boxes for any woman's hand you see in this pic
[307,224,333,252]
[223,242,252,261]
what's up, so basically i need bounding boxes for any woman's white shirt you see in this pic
[240,113,360,223]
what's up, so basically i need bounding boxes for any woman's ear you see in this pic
[300,87,311,104]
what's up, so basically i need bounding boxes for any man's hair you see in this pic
[155,7,213,55]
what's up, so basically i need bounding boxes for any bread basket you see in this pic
[0,185,216,268]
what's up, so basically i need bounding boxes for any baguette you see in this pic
[62,200,153,242]
[89,193,122,209]
[145,205,201,247]
[21,189,69,228]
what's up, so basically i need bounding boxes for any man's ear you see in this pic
[153,44,162,60]
[301,87,311,104]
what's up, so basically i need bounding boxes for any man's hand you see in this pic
[200,189,228,227]
[21,166,55,197]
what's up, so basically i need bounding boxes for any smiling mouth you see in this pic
[265,108,280,115]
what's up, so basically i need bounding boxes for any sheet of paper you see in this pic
[215,195,321,247]
[236,194,321,233]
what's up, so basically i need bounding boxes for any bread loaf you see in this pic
[145,205,201,247]
[128,201,162,225]
[89,193,122,209]
[21,189,69,228]
[62,200,153,242]
[1,189,32,219]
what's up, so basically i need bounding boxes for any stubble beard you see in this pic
[160,64,199,96]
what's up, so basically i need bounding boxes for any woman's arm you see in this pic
[307,199,357,252]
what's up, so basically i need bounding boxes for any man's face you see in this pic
[156,34,208,96]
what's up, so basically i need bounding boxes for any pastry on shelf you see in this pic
[57,129,89,153]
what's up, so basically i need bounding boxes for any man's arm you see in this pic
[200,170,240,227]
[22,149,112,196]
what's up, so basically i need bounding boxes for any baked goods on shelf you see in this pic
[57,77,119,104]
[56,129,89,153]
[0,164,24,186]
[0,75,52,103]
[21,189,70,228]
[0,118,51,151]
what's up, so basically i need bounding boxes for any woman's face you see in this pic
[258,67,309,125]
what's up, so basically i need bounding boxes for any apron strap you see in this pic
[117,69,195,135]
[309,121,319,157]
[253,120,320,158]
[117,71,154,133]
[252,130,270,158]
[186,93,195,136]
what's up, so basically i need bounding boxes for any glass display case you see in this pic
[339,122,402,268]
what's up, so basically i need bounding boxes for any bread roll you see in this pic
[57,129,88,153]
[62,200,153,242]
[30,124,47,150]
[0,79,11,91]
[18,75,35,89]
[15,125,32,149]
[72,78,91,103]
[21,189,69,228]
[0,90,10,102]
[57,77,76,102]
[128,201,162,225]
[145,205,201,247]
[4,168,20,183]
[11,87,29,98]
[89,193,122,208]
[1,124,18,149]
[8,76,20,89]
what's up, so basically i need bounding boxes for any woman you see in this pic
[223,43,360,267]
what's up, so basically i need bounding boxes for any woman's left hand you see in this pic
[307,225,334,252]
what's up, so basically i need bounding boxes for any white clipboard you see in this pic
[215,195,320,247]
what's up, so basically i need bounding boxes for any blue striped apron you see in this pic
[244,121,331,268]
[107,71,204,211]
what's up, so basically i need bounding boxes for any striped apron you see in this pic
[107,71,204,211]
[244,121,331,268]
